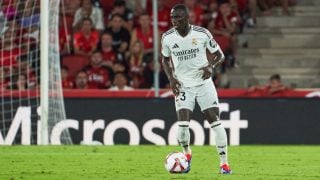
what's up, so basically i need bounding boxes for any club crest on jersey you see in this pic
[192,38,197,45]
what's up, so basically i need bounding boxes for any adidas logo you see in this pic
[172,43,179,49]
[213,101,217,105]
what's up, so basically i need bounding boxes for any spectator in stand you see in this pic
[73,17,100,56]
[202,0,219,26]
[5,20,27,46]
[142,53,169,89]
[128,40,144,76]
[59,15,71,56]
[229,0,257,28]
[125,0,146,18]
[247,74,290,97]
[15,55,37,89]
[247,0,258,27]
[108,0,134,32]
[112,61,128,74]
[73,0,104,32]
[130,12,153,54]
[74,70,95,89]
[147,0,171,33]
[0,11,5,35]
[20,0,40,44]
[61,66,74,89]
[188,10,197,25]
[1,29,22,68]
[183,0,204,26]
[83,50,112,89]
[0,67,9,90]
[127,40,145,88]
[212,0,240,70]
[62,0,81,17]
[109,72,133,91]
[104,14,131,62]
[98,32,117,68]
[8,74,28,91]
[2,1,17,21]
[258,0,294,16]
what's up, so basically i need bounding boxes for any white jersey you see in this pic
[161,25,221,87]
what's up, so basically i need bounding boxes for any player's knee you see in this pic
[203,107,220,123]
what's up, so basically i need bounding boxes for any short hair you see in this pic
[91,50,102,55]
[102,31,112,37]
[270,74,281,81]
[172,4,189,14]
[110,13,123,21]
[114,0,126,7]
[17,54,29,62]
[61,65,69,71]
[81,17,93,24]
[76,70,87,77]
[139,11,150,17]
[218,0,230,6]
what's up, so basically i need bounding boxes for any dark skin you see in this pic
[162,7,225,124]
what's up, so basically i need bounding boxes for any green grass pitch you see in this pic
[0,145,319,179]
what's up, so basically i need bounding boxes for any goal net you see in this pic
[0,0,72,145]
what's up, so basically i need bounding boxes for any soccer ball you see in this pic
[164,152,189,173]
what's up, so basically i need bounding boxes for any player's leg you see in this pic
[197,80,231,174]
[203,107,231,174]
[174,88,195,173]
[177,109,192,155]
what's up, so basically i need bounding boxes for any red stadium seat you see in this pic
[62,55,90,77]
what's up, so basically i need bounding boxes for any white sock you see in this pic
[211,121,228,165]
[177,121,191,154]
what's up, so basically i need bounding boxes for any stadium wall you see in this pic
[62,98,320,145]
[1,90,320,145]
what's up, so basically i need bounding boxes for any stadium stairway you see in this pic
[227,0,320,88]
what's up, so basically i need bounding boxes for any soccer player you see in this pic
[161,4,232,174]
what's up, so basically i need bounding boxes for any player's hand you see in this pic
[169,77,181,96]
[199,65,213,80]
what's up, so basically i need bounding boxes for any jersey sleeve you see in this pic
[161,35,171,57]
[205,29,220,53]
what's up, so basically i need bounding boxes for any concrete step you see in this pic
[256,16,320,27]
[238,48,320,55]
[246,35,320,48]
[231,1,320,88]
[237,56,320,68]
[271,6,320,16]
[297,0,320,6]
[237,52,320,59]
[243,27,320,34]
[274,6,320,12]
[227,74,318,88]
[230,67,320,76]
[289,11,320,16]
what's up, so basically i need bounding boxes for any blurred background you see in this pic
[1,0,320,145]
[1,0,320,93]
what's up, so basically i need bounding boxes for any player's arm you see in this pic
[161,34,181,95]
[208,47,225,69]
[162,56,181,96]
[199,30,225,80]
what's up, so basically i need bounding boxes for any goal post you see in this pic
[40,0,49,145]
[0,0,72,145]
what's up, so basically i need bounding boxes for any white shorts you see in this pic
[175,80,219,112]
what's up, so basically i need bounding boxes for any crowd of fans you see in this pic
[0,0,296,91]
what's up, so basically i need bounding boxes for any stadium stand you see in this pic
[229,0,320,88]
